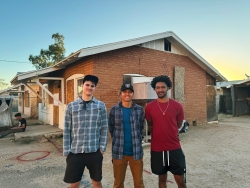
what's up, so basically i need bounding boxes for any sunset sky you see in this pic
[1,0,249,85]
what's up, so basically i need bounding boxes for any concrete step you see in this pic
[14,125,62,141]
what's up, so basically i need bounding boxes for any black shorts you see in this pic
[64,149,103,183]
[151,148,186,176]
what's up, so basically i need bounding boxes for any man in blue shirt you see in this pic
[63,75,108,188]
[109,83,145,188]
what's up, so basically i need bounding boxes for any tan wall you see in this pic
[22,85,39,118]
[30,85,39,118]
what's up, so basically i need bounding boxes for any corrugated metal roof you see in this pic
[217,78,250,88]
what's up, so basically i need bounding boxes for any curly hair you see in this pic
[150,75,172,89]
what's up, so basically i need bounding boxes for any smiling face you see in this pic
[155,82,169,99]
[82,81,96,97]
[120,89,134,103]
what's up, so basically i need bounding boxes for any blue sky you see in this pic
[1,0,249,85]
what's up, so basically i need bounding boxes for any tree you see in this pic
[0,79,9,90]
[29,33,66,69]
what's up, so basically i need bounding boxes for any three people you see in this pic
[145,75,187,188]
[63,75,108,188]
[109,83,145,188]
[63,74,186,188]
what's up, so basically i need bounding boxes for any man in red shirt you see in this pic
[145,75,186,188]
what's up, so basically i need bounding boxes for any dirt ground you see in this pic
[0,115,249,188]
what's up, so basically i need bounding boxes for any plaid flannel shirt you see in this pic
[63,97,108,156]
[109,102,144,160]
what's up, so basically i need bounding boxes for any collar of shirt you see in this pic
[118,102,136,109]
[77,96,97,104]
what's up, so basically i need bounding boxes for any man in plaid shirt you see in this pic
[109,83,145,188]
[63,75,108,188]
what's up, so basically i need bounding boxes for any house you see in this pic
[10,31,227,129]
[0,78,40,119]
[217,78,250,116]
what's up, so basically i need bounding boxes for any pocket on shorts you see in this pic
[99,150,103,159]
[66,152,72,162]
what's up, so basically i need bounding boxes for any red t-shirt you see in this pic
[145,99,184,151]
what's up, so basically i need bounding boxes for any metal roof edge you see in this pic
[169,32,227,81]
[234,78,250,85]
[78,31,227,81]
[0,83,24,94]
[79,31,173,57]
[10,50,82,83]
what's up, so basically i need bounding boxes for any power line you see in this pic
[0,60,31,64]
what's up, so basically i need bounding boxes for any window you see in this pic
[66,74,85,102]
[42,84,49,109]
[164,39,171,52]
[76,78,84,98]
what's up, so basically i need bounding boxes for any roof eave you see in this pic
[10,50,82,85]
[78,31,227,82]
[79,31,173,57]
[0,83,24,94]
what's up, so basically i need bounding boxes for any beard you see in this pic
[157,92,167,98]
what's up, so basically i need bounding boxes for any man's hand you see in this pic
[100,150,105,155]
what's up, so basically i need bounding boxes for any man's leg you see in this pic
[169,148,186,188]
[113,156,128,188]
[91,179,102,188]
[173,174,186,188]
[128,156,144,188]
[69,181,81,188]
[87,150,104,188]
[64,153,85,188]
[151,150,168,188]
[158,174,167,188]
[0,130,16,138]
[0,126,11,132]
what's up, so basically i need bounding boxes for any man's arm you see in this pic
[99,105,108,153]
[146,120,152,133]
[177,103,185,129]
[108,107,115,138]
[140,109,145,136]
[177,121,183,129]
[145,103,152,133]
[12,119,26,130]
[12,124,25,129]
[63,105,72,156]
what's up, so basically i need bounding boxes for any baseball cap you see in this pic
[83,75,99,85]
[120,83,134,92]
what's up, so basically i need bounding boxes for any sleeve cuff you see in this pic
[63,151,70,156]
[99,146,106,152]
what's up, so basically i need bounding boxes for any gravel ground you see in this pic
[0,115,250,188]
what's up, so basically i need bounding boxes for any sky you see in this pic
[0,0,250,85]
